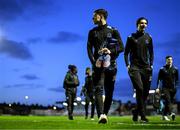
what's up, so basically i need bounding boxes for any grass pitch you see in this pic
[0,115,179,129]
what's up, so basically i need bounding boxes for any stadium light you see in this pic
[53,106,57,110]
[133,93,136,98]
[63,102,68,106]
[25,96,29,100]
[149,90,155,94]
[25,96,29,105]
[81,101,86,105]
[76,97,81,101]
[73,102,77,106]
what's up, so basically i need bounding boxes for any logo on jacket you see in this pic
[107,33,112,38]
[94,31,98,37]
[145,39,149,44]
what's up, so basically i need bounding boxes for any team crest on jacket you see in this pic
[94,31,98,37]
[145,39,149,44]
[107,33,112,38]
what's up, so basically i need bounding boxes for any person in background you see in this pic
[80,67,95,120]
[156,56,179,121]
[63,64,79,120]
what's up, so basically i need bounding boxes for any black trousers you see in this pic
[161,88,176,116]
[85,94,95,118]
[65,87,77,117]
[93,66,117,118]
[128,66,152,117]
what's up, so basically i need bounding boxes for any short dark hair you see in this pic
[85,67,91,75]
[68,64,77,70]
[166,55,173,59]
[86,67,91,71]
[136,17,148,27]
[94,9,108,19]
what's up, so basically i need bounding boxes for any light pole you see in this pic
[25,96,29,105]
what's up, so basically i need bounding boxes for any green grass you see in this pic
[0,115,180,129]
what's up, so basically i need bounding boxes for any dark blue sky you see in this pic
[0,0,180,105]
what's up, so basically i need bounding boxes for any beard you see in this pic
[93,20,101,25]
[140,25,146,30]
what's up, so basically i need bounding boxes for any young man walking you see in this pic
[87,9,124,124]
[156,56,179,121]
[124,17,154,122]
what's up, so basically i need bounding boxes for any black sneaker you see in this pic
[140,117,149,123]
[68,116,73,120]
[132,109,138,122]
[171,113,175,121]
[98,114,108,124]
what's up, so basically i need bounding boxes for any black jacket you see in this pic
[87,24,124,66]
[63,71,79,89]
[124,31,154,68]
[81,75,94,96]
[157,65,179,89]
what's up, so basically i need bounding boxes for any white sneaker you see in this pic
[91,118,94,120]
[162,116,170,121]
[98,114,108,124]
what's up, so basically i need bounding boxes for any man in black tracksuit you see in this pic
[87,9,124,124]
[80,67,95,120]
[156,56,179,121]
[63,65,79,120]
[124,17,154,122]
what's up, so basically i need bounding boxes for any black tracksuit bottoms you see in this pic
[128,66,152,117]
[93,67,117,118]
[85,94,95,118]
[65,88,77,117]
[161,88,176,116]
